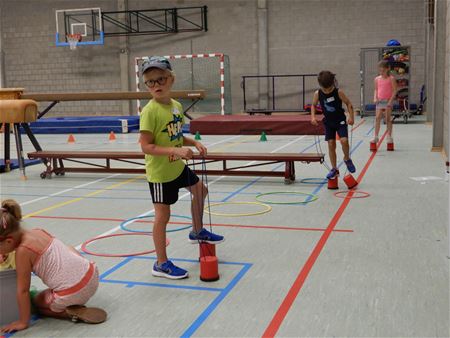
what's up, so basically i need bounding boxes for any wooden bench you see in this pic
[28,151,324,183]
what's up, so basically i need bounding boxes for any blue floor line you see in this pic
[100,279,223,292]
[130,256,250,266]
[305,139,364,202]
[99,256,133,279]
[365,125,375,136]
[98,256,250,294]
[221,141,320,203]
[181,263,253,338]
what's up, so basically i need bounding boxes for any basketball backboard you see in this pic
[55,8,104,47]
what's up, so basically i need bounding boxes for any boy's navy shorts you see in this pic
[148,166,199,205]
[324,120,348,141]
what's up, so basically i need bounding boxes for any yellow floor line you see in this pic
[22,135,255,219]
[23,175,145,219]
[213,135,256,152]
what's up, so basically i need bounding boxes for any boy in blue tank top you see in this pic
[310,71,356,179]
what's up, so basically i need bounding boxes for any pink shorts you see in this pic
[43,264,99,313]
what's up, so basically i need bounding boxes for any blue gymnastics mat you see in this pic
[20,116,191,134]
[22,116,140,134]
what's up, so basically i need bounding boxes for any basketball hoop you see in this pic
[67,34,82,50]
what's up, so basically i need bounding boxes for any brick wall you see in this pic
[0,0,122,116]
[267,0,426,109]
[0,0,426,116]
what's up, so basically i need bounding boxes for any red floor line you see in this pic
[351,118,365,132]
[262,131,387,338]
[29,215,353,233]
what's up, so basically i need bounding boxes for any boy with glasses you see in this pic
[139,56,224,280]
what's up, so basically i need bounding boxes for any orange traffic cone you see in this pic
[67,134,76,143]
[109,131,116,141]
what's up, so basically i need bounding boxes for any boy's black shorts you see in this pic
[148,166,199,205]
[324,121,348,141]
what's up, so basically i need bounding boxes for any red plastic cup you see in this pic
[327,177,339,190]
[199,243,216,259]
[343,174,358,189]
[200,256,220,282]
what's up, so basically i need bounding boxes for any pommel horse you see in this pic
[0,88,41,178]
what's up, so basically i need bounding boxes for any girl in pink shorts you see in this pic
[0,199,106,334]
[373,60,398,145]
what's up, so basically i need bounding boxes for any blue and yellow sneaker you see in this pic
[189,228,225,244]
[152,260,188,280]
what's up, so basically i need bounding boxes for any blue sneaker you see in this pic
[152,260,188,280]
[189,228,225,244]
[326,168,339,180]
[344,159,356,173]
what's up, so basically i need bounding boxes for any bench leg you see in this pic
[290,161,296,181]
[40,159,53,179]
[13,124,26,179]
[56,159,65,176]
[284,161,296,185]
[284,161,292,185]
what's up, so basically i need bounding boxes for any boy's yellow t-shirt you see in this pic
[139,99,185,183]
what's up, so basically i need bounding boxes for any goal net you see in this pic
[135,53,231,115]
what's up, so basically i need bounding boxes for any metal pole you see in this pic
[272,76,275,110]
[448,52,450,259]
[0,1,4,88]
[242,77,247,112]
[302,75,305,110]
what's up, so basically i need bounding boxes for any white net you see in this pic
[135,54,231,115]
[67,34,81,50]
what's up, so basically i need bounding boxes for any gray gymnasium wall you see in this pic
[0,0,123,115]
[444,0,449,157]
[0,0,426,116]
[268,0,425,110]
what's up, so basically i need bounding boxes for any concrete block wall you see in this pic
[0,0,426,116]
[267,0,426,109]
[444,0,449,157]
[127,0,258,114]
[0,0,122,116]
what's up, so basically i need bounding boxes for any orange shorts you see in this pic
[42,263,99,313]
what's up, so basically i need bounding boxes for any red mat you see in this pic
[189,115,324,135]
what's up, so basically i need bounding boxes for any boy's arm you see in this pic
[338,90,355,125]
[140,131,192,159]
[183,136,207,156]
[388,76,398,106]
[310,91,319,125]
[183,136,198,147]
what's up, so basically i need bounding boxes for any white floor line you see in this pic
[75,135,306,250]
[245,135,307,167]
[17,135,241,207]
[20,174,122,206]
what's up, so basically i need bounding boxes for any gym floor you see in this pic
[0,116,448,337]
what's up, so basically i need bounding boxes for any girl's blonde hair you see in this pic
[0,199,22,237]
[378,60,390,69]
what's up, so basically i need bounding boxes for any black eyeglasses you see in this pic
[144,76,170,88]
